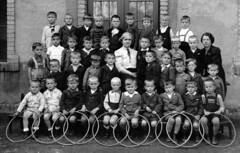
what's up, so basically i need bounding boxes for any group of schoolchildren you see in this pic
[14,11,226,145]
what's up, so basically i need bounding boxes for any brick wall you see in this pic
[77,0,87,27]
[0,0,19,72]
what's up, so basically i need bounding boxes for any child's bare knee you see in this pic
[151,121,157,128]
[212,117,220,125]
[200,117,208,124]
[141,120,147,127]
[69,116,76,123]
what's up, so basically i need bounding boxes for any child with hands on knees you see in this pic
[160,81,184,143]
[59,74,83,135]
[141,79,162,138]
[14,80,45,139]
[43,76,62,138]
[103,77,122,137]
[182,81,203,142]
[200,79,225,145]
[119,77,141,132]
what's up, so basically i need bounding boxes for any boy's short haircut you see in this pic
[140,36,150,43]
[88,76,99,83]
[30,80,41,86]
[47,11,57,18]
[161,50,172,58]
[125,12,135,18]
[90,53,101,62]
[161,15,169,20]
[154,35,164,42]
[111,77,121,85]
[188,35,198,42]
[144,78,155,85]
[204,78,216,86]
[83,13,93,20]
[207,63,219,70]
[32,42,42,51]
[181,15,190,22]
[174,58,185,66]
[50,59,60,65]
[142,15,152,22]
[94,15,103,21]
[68,34,78,42]
[83,36,93,43]
[101,36,109,43]
[186,81,197,87]
[146,50,157,58]
[186,58,197,65]
[164,80,174,87]
[111,15,120,21]
[52,33,60,39]
[46,74,56,82]
[171,36,180,42]
[105,52,115,59]
[67,74,79,83]
[71,51,81,58]
[125,77,137,86]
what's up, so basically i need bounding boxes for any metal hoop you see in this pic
[63,111,90,145]
[31,111,58,144]
[51,112,71,146]
[181,112,205,148]
[6,110,39,143]
[166,112,193,147]
[201,113,236,148]
[141,113,162,146]
[93,112,125,147]
[118,114,151,148]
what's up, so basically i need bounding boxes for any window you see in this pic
[88,0,158,29]
[0,0,7,62]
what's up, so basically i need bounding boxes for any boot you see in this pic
[182,129,187,141]
[195,132,200,143]
[23,131,29,139]
[212,135,218,145]
[173,133,178,143]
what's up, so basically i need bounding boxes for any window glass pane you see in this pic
[146,2,153,16]
[137,2,145,22]
[102,2,109,19]
[109,2,117,17]
[93,2,101,17]
[129,2,137,18]
[0,0,7,61]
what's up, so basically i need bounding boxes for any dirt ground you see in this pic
[0,113,239,153]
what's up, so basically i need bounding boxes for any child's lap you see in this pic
[142,113,158,122]
[202,114,220,122]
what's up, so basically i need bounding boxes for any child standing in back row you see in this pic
[42,11,60,51]
[139,15,155,47]
[176,15,193,53]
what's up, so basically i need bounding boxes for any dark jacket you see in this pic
[60,88,83,111]
[75,26,92,50]
[183,92,203,116]
[49,71,65,91]
[61,48,80,71]
[64,65,85,90]
[79,49,96,69]
[142,92,162,116]
[84,88,103,111]
[107,27,125,51]
[59,25,77,48]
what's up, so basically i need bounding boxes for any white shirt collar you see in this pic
[141,48,149,52]
[124,91,138,98]
[146,91,155,96]
[100,48,110,51]
[91,89,97,94]
[186,91,197,95]
[83,48,94,54]
[67,87,79,91]
[84,25,90,31]
[107,64,114,69]
[70,47,75,51]
[67,25,72,29]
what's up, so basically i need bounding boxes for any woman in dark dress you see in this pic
[201,32,226,93]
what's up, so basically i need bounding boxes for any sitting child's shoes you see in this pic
[173,134,178,143]
[212,136,218,145]
[195,134,200,143]
[182,135,187,142]
[48,131,53,139]
[23,131,29,139]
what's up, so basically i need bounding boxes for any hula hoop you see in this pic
[64,111,90,145]
[51,112,71,146]
[112,114,130,147]
[93,112,125,147]
[6,110,39,143]
[156,113,185,148]
[166,112,193,147]
[181,112,205,148]
[118,114,151,148]
[201,113,236,148]
[141,113,162,146]
[31,111,59,144]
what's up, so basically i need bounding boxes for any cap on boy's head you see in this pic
[181,15,190,22]
[207,63,219,70]
[67,74,79,83]
[83,13,93,20]
[32,42,42,51]
[47,11,57,18]
[186,58,197,65]
[142,15,152,22]
[186,80,197,87]
[111,77,121,85]
[125,76,137,86]
[52,33,60,39]
[164,80,174,87]
[171,36,180,42]
[90,53,101,62]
